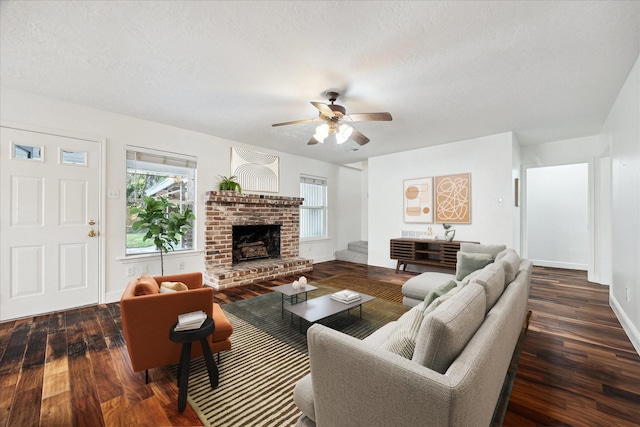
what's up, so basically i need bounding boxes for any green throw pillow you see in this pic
[423,280,457,310]
[456,252,494,281]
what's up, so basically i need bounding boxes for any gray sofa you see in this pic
[293,245,531,427]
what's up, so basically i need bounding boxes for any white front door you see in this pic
[0,126,101,321]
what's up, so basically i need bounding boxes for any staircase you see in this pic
[335,240,368,265]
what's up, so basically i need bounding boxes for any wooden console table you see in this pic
[390,238,476,273]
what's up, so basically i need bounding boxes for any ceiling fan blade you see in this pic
[350,128,370,146]
[272,118,322,127]
[307,136,321,145]
[310,101,337,118]
[343,112,393,122]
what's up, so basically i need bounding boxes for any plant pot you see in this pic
[445,229,455,242]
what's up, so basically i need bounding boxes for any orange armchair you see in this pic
[120,272,233,376]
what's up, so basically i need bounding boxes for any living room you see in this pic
[1,1,639,426]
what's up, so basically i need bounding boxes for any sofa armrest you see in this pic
[306,324,454,427]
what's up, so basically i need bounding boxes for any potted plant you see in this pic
[130,195,195,275]
[217,175,242,193]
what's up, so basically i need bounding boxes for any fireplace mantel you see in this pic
[203,191,312,289]
[205,191,304,207]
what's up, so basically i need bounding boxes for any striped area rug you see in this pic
[169,282,409,427]
[169,312,309,427]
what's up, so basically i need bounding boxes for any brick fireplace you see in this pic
[204,191,313,289]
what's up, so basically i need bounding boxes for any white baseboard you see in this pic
[610,294,640,356]
[104,291,123,304]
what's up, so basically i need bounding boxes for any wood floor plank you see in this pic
[80,307,124,403]
[65,310,105,427]
[40,389,73,427]
[42,357,70,400]
[110,344,154,406]
[101,395,132,427]
[4,316,47,427]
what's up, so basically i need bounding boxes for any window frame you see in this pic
[125,147,197,256]
[299,175,328,241]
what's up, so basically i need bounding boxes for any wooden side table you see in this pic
[169,317,219,412]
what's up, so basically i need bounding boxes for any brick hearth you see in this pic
[204,191,313,289]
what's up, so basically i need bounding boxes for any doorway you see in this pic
[525,163,589,270]
[0,126,102,320]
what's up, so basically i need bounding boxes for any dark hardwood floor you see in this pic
[0,261,638,426]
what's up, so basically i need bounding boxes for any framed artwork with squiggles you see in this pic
[435,173,471,223]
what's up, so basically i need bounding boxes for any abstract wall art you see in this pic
[435,173,471,223]
[231,147,279,193]
[403,177,434,223]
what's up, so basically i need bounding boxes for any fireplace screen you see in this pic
[232,225,281,263]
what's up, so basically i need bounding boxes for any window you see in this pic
[300,175,327,239]
[61,150,87,165]
[13,143,42,160]
[126,148,196,255]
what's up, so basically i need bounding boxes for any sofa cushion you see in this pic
[412,283,486,373]
[159,281,188,293]
[496,249,521,283]
[363,321,398,346]
[424,287,461,315]
[455,252,493,280]
[402,272,456,300]
[459,242,507,259]
[469,263,506,311]
[423,280,458,310]
[381,307,424,359]
[460,267,484,286]
[134,274,160,296]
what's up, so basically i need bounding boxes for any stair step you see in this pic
[347,240,368,254]
[335,249,368,265]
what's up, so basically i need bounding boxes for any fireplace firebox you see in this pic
[232,225,281,264]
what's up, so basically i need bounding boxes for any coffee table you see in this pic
[284,292,375,332]
[272,283,318,318]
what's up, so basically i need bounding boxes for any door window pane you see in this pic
[61,150,87,165]
[13,144,42,160]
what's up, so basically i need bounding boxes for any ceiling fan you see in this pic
[272,91,392,146]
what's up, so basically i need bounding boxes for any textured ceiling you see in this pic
[1,1,639,165]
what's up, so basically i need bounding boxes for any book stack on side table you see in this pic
[331,290,361,304]
[174,310,207,331]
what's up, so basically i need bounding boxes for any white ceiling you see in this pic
[1,1,638,165]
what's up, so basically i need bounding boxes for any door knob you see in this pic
[88,229,97,237]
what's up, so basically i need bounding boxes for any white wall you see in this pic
[0,88,362,304]
[368,132,516,269]
[601,55,640,354]
[525,163,589,270]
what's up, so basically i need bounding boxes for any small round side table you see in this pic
[169,316,219,412]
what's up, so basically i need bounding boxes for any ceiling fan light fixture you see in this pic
[336,124,353,144]
[272,91,392,147]
[313,123,330,143]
